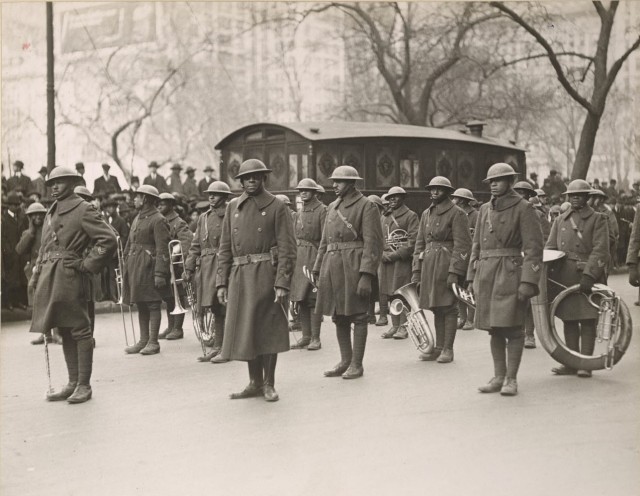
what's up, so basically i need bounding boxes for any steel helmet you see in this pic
[45,166,80,185]
[387,186,407,196]
[235,159,271,179]
[295,178,320,191]
[317,185,326,194]
[367,195,383,206]
[560,201,571,212]
[484,163,518,182]
[535,188,546,197]
[549,205,562,214]
[380,193,389,204]
[74,185,93,199]
[514,181,537,196]
[26,202,47,215]
[451,188,475,202]
[159,192,176,202]
[529,196,541,206]
[425,176,454,190]
[276,194,291,205]
[136,185,160,198]
[565,179,592,195]
[589,188,607,197]
[328,165,362,181]
[206,181,233,194]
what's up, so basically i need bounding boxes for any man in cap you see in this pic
[313,165,383,380]
[1,191,29,310]
[185,181,234,362]
[143,162,168,194]
[412,177,471,362]
[157,192,193,341]
[198,165,215,196]
[527,172,539,189]
[589,189,618,271]
[216,159,296,401]
[167,163,184,195]
[74,162,87,187]
[30,166,117,403]
[103,198,130,247]
[467,163,543,396]
[183,167,199,200]
[31,167,49,199]
[289,178,327,351]
[5,160,33,194]
[122,185,171,356]
[93,163,121,196]
[545,179,609,378]
[379,186,419,340]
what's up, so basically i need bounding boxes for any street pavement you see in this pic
[1,273,638,496]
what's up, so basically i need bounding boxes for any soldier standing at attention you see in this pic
[313,166,383,380]
[122,185,171,356]
[216,159,296,402]
[626,206,640,288]
[30,167,116,403]
[289,178,327,351]
[467,164,543,396]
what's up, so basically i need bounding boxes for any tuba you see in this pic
[389,283,435,354]
[531,250,632,371]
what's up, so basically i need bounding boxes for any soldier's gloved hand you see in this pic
[382,253,393,264]
[356,273,373,298]
[63,259,87,273]
[217,287,228,305]
[466,280,475,297]
[629,265,640,287]
[312,271,320,288]
[154,276,167,289]
[183,269,193,283]
[517,282,537,302]
[274,287,289,305]
[579,274,596,293]
[446,273,459,288]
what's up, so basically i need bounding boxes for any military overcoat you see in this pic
[290,197,327,302]
[30,194,116,333]
[122,204,171,303]
[216,189,296,361]
[626,208,640,265]
[460,205,479,237]
[545,205,609,321]
[313,189,383,316]
[467,190,543,330]
[379,204,419,295]
[185,205,226,308]
[412,198,471,309]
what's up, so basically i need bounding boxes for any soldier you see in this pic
[451,188,478,331]
[589,189,618,272]
[30,167,116,403]
[289,178,327,351]
[545,180,609,378]
[216,159,296,402]
[467,163,543,396]
[626,206,640,287]
[379,186,419,340]
[412,177,471,363]
[367,195,387,326]
[185,181,233,362]
[1,192,28,310]
[535,189,550,218]
[143,162,168,194]
[122,185,171,356]
[157,193,193,340]
[313,166,383,380]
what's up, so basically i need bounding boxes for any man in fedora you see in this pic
[6,161,33,194]
[31,166,49,199]
[167,163,184,195]
[198,165,215,196]
[74,162,87,187]
[183,166,199,200]
[143,161,168,193]
[2,191,29,310]
[94,163,121,196]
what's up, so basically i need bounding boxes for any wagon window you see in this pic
[376,146,396,188]
[245,131,262,142]
[399,151,419,188]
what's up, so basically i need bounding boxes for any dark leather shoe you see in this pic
[197,349,220,362]
[552,366,577,375]
[577,369,592,378]
[307,338,321,351]
[46,383,77,401]
[375,316,388,326]
[419,350,441,361]
[203,337,215,347]
[500,378,518,396]
[263,385,279,402]
[166,328,184,340]
[462,321,474,331]
[342,365,364,379]
[437,349,454,363]
[457,318,465,329]
[478,376,504,393]
[140,343,160,355]
[158,328,171,339]
[67,385,92,404]
[381,327,398,339]
[324,362,349,377]
[290,339,311,350]
[210,354,229,364]
[125,342,147,354]
[393,327,409,340]
[368,315,376,324]
[31,334,45,345]
[524,335,536,348]
[229,383,263,399]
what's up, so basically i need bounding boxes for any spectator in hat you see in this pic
[167,163,184,195]
[527,172,539,189]
[545,169,566,204]
[1,192,29,310]
[93,163,121,196]
[183,166,199,200]
[75,162,87,186]
[143,161,168,193]
[31,166,49,198]
[130,176,140,192]
[198,165,215,196]
[5,161,33,194]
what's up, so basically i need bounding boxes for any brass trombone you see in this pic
[115,236,137,346]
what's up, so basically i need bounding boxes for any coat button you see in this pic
[261,212,266,216]
[258,228,262,232]
[234,213,239,218]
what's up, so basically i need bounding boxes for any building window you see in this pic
[289,154,298,188]
[316,151,337,186]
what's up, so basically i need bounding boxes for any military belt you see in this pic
[296,239,316,248]
[425,241,453,249]
[232,252,272,266]
[326,241,364,252]
[479,248,522,259]
[201,247,218,256]
[565,251,589,262]
[41,250,80,263]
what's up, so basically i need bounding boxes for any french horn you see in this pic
[386,228,409,251]
[389,282,435,354]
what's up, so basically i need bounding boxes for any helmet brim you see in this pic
[235,169,272,179]
[482,172,518,183]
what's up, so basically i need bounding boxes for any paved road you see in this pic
[1,273,638,496]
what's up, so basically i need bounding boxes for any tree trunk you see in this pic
[571,112,601,180]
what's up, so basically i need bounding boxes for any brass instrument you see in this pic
[115,236,137,346]
[386,227,409,251]
[389,282,435,354]
[531,249,632,371]
[452,283,476,309]
[168,240,188,316]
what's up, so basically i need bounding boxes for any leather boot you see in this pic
[433,309,445,352]
[197,349,220,362]
[324,320,352,377]
[307,311,322,350]
[376,294,388,326]
[437,308,457,363]
[500,378,518,396]
[126,304,149,354]
[230,358,264,399]
[140,305,161,355]
[291,305,311,349]
[159,312,174,339]
[166,312,185,340]
[381,313,399,338]
[213,313,225,350]
[343,320,366,379]
[505,332,524,379]
[31,334,45,345]
[490,333,507,378]
[524,334,537,348]
[419,347,442,361]
[478,376,505,393]
[393,312,408,339]
[68,336,93,404]
[262,354,279,402]
[47,331,78,401]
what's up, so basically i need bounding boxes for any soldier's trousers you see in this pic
[562,319,596,357]
[488,327,524,379]
[58,325,93,386]
[332,313,368,368]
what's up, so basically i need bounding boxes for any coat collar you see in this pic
[385,204,410,217]
[561,205,595,221]
[54,193,84,215]
[491,190,522,212]
[339,188,363,208]
[428,197,454,215]
[165,211,180,223]
[237,189,276,210]
[302,197,322,212]
[138,203,159,219]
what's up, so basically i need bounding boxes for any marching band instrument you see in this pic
[531,249,632,371]
[389,282,435,354]
[386,227,409,251]
[115,236,137,346]
[452,283,476,309]
[168,240,188,316]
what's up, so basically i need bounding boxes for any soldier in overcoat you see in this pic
[467,164,543,396]
[451,188,478,331]
[545,179,609,378]
[589,188,618,273]
[157,193,193,340]
[289,178,327,351]
[366,195,387,326]
[30,167,117,403]
[379,186,419,340]
[122,185,171,356]
[216,160,296,402]
[313,166,383,380]
[626,206,640,288]
[185,181,233,363]
[412,177,471,363]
